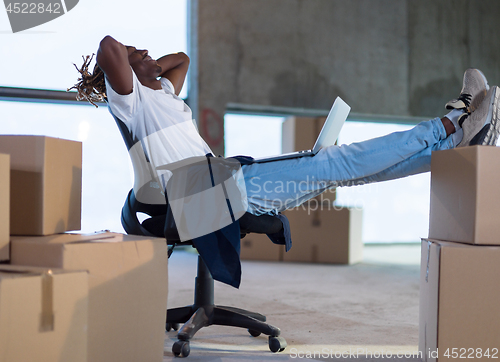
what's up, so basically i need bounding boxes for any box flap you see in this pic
[10,231,158,245]
[419,239,441,362]
[422,238,474,249]
[0,264,85,278]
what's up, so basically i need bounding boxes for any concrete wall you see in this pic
[190,0,500,155]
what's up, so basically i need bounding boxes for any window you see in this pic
[336,121,430,243]
[0,0,188,97]
[0,0,188,233]
[225,114,284,158]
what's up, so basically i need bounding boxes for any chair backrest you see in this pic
[109,110,168,237]
[121,188,166,237]
[114,115,136,151]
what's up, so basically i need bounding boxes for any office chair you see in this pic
[112,113,287,357]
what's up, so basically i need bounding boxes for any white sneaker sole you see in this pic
[482,86,500,145]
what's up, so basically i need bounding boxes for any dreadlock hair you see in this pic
[67,54,107,107]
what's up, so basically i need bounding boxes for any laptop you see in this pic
[253,96,351,163]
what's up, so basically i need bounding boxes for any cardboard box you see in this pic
[10,232,169,362]
[0,265,88,362]
[282,202,363,264]
[282,116,326,153]
[282,116,336,202]
[0,135,82,235]
[429,146,500,245]
[419,239,500,361]
[0,154,9,261]
[240,232,283,261]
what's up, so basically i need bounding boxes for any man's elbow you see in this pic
[178,52,190,65]
[99,35,120,53]
[97,36,123,67]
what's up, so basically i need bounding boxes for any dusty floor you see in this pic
[163,244,423,361]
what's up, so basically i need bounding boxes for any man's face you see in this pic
[126,46,162,79]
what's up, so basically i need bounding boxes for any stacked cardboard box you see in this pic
[0,265,88,362]
[0,135,169,362]
[241,199,363,265]
[240,232,283,261]
[282,201,363,264]
[420,146,500,361]
[282,116,327,154]
[10,232,169,362]
[0,154,9,261]
[0,135,82,262]
[0,135,82,236]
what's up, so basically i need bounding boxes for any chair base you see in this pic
[166,256,287,357]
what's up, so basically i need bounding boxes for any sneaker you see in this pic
[446,68,490,113]
[469,124,492,146]
[457,86,500,147]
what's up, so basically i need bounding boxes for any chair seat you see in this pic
[122,188,283,246]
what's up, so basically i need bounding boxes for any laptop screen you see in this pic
[312,97,351,153]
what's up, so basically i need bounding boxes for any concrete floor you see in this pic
[163,244,423,361]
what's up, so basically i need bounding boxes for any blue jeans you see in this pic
[241,117,454,216]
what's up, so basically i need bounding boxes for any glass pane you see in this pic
[336,121,430,243]
[224,114,285,158]
[0,100,133,233]
[0,0,188,98]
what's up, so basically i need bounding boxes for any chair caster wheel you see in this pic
[166,323,180,332]
[248,329,261,337]
[172,340,190,357]
[269,336,287,353]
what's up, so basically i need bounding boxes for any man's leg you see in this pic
[240,68,497,216]
[337,135,453,186]
[332,85,500,185]
[242,117,452,215]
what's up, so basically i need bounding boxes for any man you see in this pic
[69,35,499,287]
[72,35,499,217]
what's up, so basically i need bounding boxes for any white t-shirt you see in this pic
[105,70,214,203]
[106,70,213,169]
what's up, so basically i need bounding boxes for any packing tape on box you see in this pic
[0,266,55,332]
[40,270,54,332]
[425,240,442,283]
[312,208,321,226]
[426,240,431,282]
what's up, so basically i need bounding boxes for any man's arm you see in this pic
[96,35,133,95]
[156,52,190,96]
